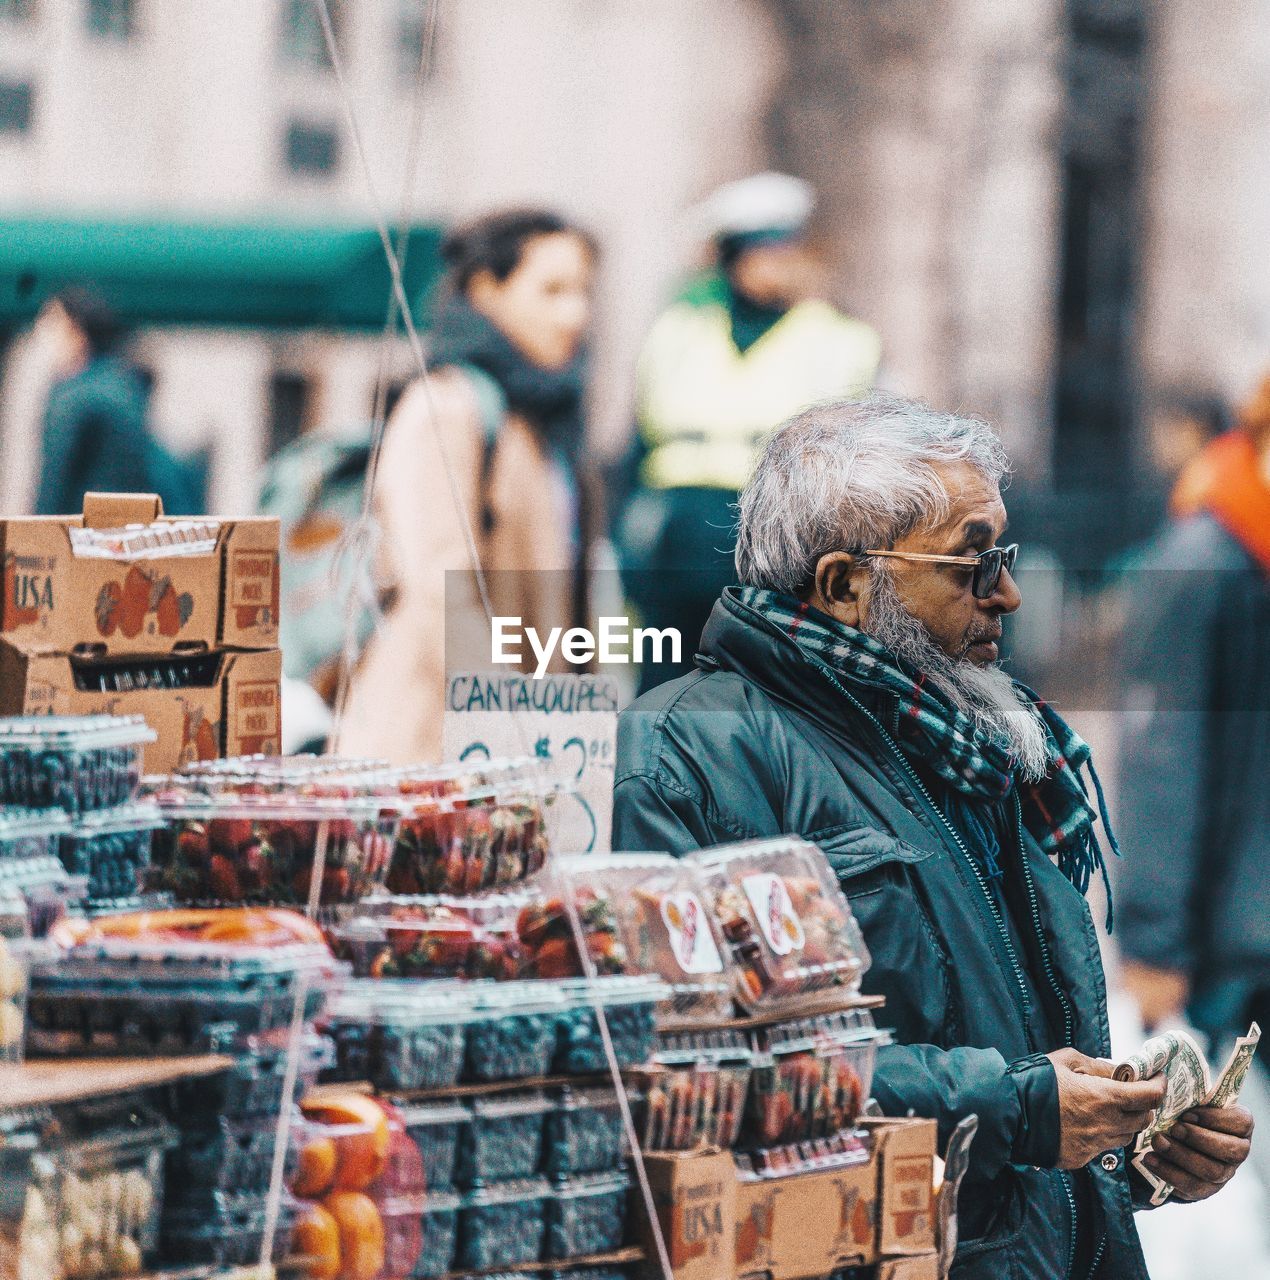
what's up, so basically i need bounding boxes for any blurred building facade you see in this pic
[0,0,1267,553]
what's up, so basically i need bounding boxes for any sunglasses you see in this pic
[862,543,1020,600]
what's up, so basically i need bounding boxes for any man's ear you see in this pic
[808,552,863,628]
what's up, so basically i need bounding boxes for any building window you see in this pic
[269,370,311,455]
[284,120,340,176]
[85,0,135,39]
[280,0,343,69]
[0,0,35,24]
[0,80,33,134]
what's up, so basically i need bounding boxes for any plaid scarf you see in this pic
[740,587,1118,925]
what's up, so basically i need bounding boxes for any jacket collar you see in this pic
[698,587,892,728]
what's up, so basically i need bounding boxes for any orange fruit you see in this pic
[293,1202,341,1280]
[293,1136,338,1198]
[301,1093,391,1191]
[323,1191,384,1280]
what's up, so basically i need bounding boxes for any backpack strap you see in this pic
[451,363,508,538]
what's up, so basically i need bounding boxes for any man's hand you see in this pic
[1142,1106,1254,1202]
[1048,1048,1166,1170]
[1121,961,1190,1032]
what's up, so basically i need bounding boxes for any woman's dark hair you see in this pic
[54,287,126,357]
[440,209,595,295]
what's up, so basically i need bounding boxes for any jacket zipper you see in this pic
[818,673,1034,1027]
[1061,1172,1079,1279]
[1086,1229,1108,1278]
[1011,790,1075,1047]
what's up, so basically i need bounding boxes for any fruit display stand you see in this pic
[0,1054,234,1112]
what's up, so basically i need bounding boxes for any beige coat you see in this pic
[338,369,577,763]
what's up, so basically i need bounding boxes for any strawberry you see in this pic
[208,854,241,901]
[532,936,580,979]
[177,824,210,865]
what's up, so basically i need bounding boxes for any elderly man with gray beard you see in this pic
[612,395,1252,1280]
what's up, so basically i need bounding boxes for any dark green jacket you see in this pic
[613,589,1151,1280]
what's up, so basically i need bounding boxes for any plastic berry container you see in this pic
[385,788,551,898]
[0,807,69,863]
[545,1172,630,1260]
[32,1109,178,1279]
[331,893,527,981]
[552,977,668,1075]
[174,1031,333,1120]
[457,1177,550,1271]
[544,1085,627,1177]
[163,1110,298,1210]
[744,1008,888,1148]
[161,1194,300,1267]
[548,854,734,1021]
[415,1189,461,1277]
[463,984,564,1083]
[456,1090,552,1187]
[633,1027,754,1152]
[400,1100,469,1193]
[323,982,472,1092]
[0,852,83,937]
[59,803,163,904]
[0,715,155,813]
[141,772,399,908]
[686,837,870,1013]
[0,933,30,1064]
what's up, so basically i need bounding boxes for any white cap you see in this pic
[694,171,816,242]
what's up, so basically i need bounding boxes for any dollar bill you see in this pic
[1116,1021,1261,1206]
[1205,1022,1261,1110]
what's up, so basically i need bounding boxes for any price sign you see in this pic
[443,671,618,853]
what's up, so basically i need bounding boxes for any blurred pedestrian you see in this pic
[32,288,195,515]
[1117,370,1270,1058]
[339,209,597,763]
[618,172,881,689]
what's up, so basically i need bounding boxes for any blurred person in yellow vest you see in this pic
[618,173,881,690]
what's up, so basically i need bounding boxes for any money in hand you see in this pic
[1115,1022,1261,1206]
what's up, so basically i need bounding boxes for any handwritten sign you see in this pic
[443,671,618,854]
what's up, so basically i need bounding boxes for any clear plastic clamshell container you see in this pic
[533,853,733,1019]
[744,1007,889,1148]
[416,1188,462,1277]
[173,1029,333,1121]
[545,1172,630,1260]
[687,837,870,1013]
[0,715,155,813]
[163,1108,300,1212]
[330,891,530,981]
[160,1192,301,1267]
[0,852,82,938]
[544,1085,627,1177]
[26,908,341,1057]
[634,1026,754,1152]
[322,981,476,1093]
[0,807,69,863]
[457,1177,551,1271]
[551,976,668,1075]
[59,803,163,905]
[463,982,566,1083]
[400,1099,470,1193]
[140,764,399,907]
[456,1089,552,1187]
[30,1105,177,1280]
[379,756,558,896]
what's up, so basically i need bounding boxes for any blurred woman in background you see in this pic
[339,209,597,762]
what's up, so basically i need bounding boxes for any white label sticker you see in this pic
[742,872,806,956]
[659,891,724,974]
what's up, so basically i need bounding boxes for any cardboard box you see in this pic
[876,1253,940,1280]
[863,1117,938,1256]
[640,1149,737,1280]
[0,641,282,773]
[735,1152,878,1280]
[1,493,279,656]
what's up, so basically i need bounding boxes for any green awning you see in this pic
[0,215,443,331]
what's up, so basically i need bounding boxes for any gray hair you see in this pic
[735,393,1010,592]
